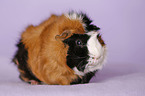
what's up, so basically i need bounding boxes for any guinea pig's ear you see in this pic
[55,30,71,41]
[62,37,69,44]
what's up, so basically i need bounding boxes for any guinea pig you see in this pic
[12,12,107,85]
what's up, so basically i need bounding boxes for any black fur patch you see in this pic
[81,13,100,32]
[12,40,41,83]
[67,11,100,32]
[81,71,97,83]
[70,71,97,84]
[63,34,90,71]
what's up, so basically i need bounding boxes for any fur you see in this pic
[13,40,41,84]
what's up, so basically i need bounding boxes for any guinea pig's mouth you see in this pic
[88,55,102,64]
[91,56,101,60]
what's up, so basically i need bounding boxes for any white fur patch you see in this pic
[65,12,86,28]
[73,67,85,76]
[85,31,107,73]
[86,31,103,58]
[84,46,107,73]
[65,12,83,21]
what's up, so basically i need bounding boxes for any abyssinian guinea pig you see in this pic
[12,12,107,85]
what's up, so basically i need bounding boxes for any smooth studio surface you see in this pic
[0,0,145,96]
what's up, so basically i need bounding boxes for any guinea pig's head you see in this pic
[63,31,107,76]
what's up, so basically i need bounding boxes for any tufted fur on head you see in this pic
[13,12,106,85]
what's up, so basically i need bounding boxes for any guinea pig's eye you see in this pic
[76,40,82,46]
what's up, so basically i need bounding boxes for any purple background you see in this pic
[0,0,145,80]
[0,0,145,96]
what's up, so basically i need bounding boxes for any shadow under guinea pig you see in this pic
[90,62,142,83]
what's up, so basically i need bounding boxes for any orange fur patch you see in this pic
[21,14,85,85]
[97,34,105,46]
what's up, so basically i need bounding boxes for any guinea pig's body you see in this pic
[13,12,107,85]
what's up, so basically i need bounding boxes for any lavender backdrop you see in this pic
[0,0,145,82]
[0,0,145,96]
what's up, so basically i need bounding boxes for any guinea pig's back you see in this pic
[21,14,85,85]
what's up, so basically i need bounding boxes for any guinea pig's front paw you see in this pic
[70,76,82,85]
[28,80,40,85]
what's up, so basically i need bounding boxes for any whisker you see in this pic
[68,54,87,59]
[76,59,84,68]
[73,56,87,59]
